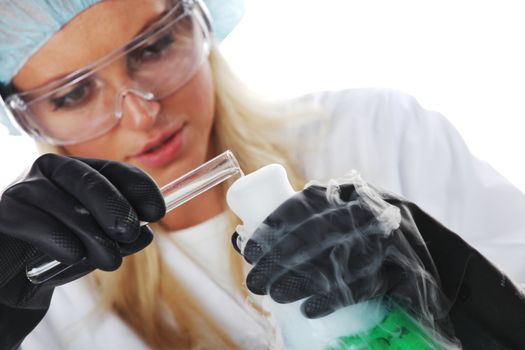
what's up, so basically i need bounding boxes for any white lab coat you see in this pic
[22,88,525,349]
[284,88,525,282]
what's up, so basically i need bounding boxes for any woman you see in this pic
[0,0,524,349]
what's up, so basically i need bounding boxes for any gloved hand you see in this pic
[0,154,165,349]
[237,182,444,319]
[234,179,525,350]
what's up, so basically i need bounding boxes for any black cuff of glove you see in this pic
[0,276,53,350]
[0,302,50,350]
[231,232,241,254]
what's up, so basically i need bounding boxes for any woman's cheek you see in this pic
[62,130,124,161]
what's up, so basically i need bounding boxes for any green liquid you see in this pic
[326,308,440,350]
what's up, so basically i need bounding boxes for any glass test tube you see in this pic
[26,150,243,284]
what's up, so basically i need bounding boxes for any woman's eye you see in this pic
[49,81,94,111]
[130,33,176,67]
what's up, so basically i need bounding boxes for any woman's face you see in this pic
[12,0,216,188]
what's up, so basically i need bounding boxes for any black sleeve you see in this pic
[402,200,525,350]
[0,304,49,350]
[0,273,54,350]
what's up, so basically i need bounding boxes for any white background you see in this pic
[1,0,524,192]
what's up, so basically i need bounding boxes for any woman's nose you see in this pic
[118,91,161,130]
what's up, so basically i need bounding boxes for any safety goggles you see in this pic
[4,0,212,145]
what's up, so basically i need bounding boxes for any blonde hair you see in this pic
[37,43,311,349]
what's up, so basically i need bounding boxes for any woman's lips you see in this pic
[132,125,186,168]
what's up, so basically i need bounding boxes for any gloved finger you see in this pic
[246,243,323,295]
[1,178,127,270]
[76,157,166,222]
[246,252,285,295]
[0,235,40,286]
[246,242,335,296]
[51,226,154,286]
[245,205,348,265]
[0,196,121,271]
[243,227,278,264]
[269,270,317,303]
[300,268,401,319]
[300,279,372,319]
[34,154,140,243]
[119,225,154,256]
[242,186,337,265]
[0,193,84,265]
[34,227,153,287]
[268,246,387,304]
[231,232,241,254]
[301,290,344,319]
[246,209,353,293]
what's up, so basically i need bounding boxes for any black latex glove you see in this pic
[385,197,525,350]
[238,184,443,319]
[234,182,525,349]
[0,154,166,350]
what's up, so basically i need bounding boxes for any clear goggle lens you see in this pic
[8,1,210,145]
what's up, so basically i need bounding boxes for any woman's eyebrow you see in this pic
[134,10,170,38]
[32,10,170,89]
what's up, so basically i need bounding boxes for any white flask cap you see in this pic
[226,164,296,242]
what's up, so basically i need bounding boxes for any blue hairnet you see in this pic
[204,0,245,43]
[0,0,244,135]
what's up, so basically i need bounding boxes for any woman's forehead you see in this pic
[13,0,167,91]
